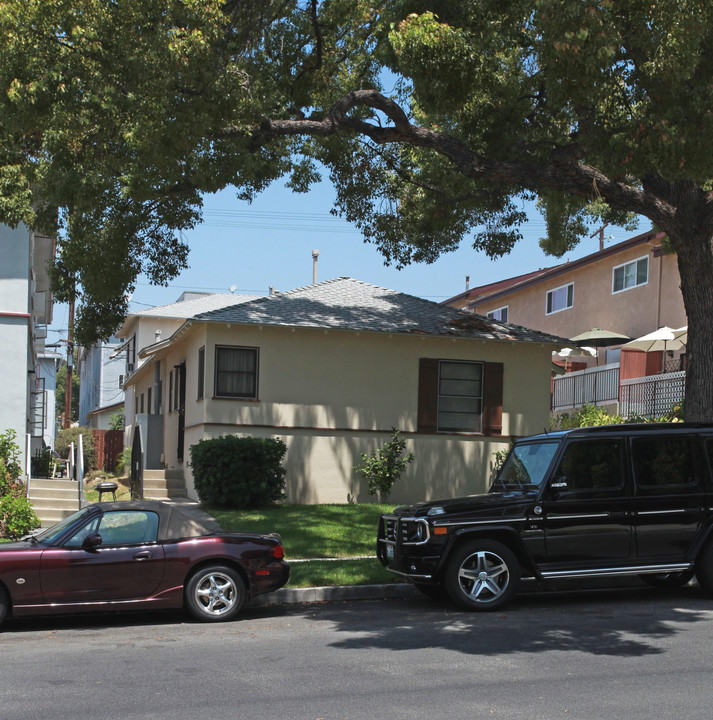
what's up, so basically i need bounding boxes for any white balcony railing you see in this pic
[552,363,620,411]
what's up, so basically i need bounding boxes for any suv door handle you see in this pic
[133,550,152,561]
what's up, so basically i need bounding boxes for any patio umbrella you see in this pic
[569,327,632,348]
[673,325,688,346]
[621,326,686,353]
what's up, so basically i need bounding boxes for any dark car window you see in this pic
[65,511,159,547]
[552,439,625,494]
[632,436,698,492]
[496,441,560,491]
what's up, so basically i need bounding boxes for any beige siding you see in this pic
[475,247,686,340]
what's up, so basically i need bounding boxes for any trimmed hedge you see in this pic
[190,436,287,509]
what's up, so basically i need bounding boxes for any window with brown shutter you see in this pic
[417,358,503,436]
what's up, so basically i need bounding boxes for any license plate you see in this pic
[386,545,394,559]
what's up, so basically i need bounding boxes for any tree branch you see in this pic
[243,89,674,224]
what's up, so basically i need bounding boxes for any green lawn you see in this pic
[207,503,403,587]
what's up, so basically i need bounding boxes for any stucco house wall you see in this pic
[447,230,687,346]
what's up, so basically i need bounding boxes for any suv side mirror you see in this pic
[548,476,568,499]
[82,533,103,551]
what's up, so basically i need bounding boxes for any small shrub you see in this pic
[0,431,41,538]
[115,446,132,475]
[0,493,40,539]
[109,410,125,431]
[551,404,625,430]
[55,426,97,471]
[354,428,414,501]
[190,436,287,509]
[0,429,22,483]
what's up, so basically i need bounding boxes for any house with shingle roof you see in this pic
[123,278,567,504]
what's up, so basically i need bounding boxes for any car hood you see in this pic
[391,491,534,518]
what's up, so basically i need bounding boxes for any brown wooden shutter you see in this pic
[482,362,503,436]
[417,358,439,433]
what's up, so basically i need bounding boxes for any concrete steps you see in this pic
[29,478,81,526]
[141,469,187,501]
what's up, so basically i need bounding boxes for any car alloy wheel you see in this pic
[445,540,520,611]
[186,565,246,622]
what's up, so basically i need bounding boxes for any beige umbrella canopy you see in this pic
[622,326,686,353]
[569,327,632,347]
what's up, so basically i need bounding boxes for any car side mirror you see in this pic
[548,476,568,499]
[82,533,103,551]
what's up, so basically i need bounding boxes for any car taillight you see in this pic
[270,544,285,560]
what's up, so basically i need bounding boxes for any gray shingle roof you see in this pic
[196,277,568,345]
[133,292,258,319]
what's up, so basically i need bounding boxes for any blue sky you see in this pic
[48,180,646,342]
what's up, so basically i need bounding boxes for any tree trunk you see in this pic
[667,212,713,423]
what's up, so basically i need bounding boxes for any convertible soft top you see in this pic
[91,500,220,541]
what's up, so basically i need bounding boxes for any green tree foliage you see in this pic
[2,2,713,418]
[354,428,414,500]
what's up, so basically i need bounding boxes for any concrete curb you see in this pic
[252,583,418,606]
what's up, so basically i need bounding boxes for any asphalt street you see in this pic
[3,581,713,720]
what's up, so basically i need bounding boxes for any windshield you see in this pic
[32,507,94,544]
[493,442,560,492]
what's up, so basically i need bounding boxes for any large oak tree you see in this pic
[2,0,713,419]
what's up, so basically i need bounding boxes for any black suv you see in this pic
[377,424,713,610]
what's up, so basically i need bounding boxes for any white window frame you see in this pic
[546,283,574,315]
[612,255,649,294]
[486,306,509,323]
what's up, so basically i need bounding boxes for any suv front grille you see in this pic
[381,515,430,546]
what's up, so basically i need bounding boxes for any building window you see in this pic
[487,306,508,323]
[197,346,205,401]
[215,346,259,399]
[417,358,503,436]
[437,361,483,432]
[147,387,152,415]
[140,393,144,414]
[612,256,648,293]
[546,283,574,315]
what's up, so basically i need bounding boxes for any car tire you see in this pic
[0,585,8,627]
[640,569,695,589]
[445,539,520,611]
[695,541,713,596]
[185,565,246,622]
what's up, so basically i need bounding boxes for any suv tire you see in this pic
[445,539,520,611]
[695,541,713,596]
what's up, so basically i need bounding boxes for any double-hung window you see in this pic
[546,283,574,315]
[612,256,648,293]
[215,346,259,399]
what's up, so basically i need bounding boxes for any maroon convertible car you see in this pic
[0,501,289,627]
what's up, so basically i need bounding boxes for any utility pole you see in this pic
[590,223,609,252]
[63,296,75,429]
